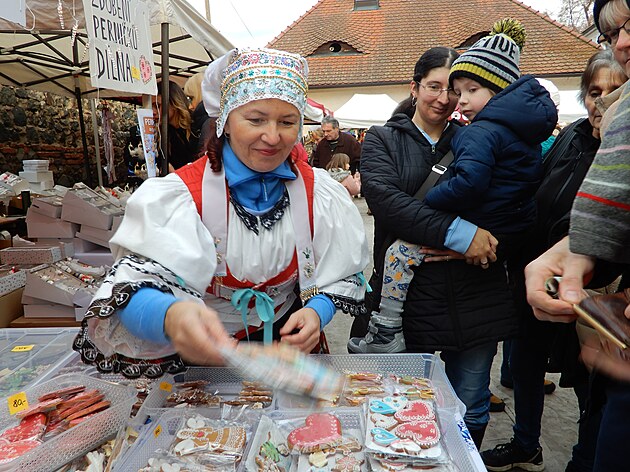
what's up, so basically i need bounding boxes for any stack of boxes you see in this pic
[19,159,54,193]
[26,183,125,267]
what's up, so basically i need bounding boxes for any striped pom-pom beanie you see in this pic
[449,18,526,94]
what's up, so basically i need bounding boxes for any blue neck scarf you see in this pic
[223,142,296,212]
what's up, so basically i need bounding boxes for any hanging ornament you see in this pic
[57,0,65,29]
[70,19,79,47]
[80,40,90,63]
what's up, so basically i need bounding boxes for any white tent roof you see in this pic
[0,0,233,98]
[334,93,399,129]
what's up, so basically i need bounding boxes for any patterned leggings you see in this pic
[381,239,425,302]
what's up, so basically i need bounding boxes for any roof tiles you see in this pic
[268,0,599,87]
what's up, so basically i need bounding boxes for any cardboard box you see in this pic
[29,180,54,192]
[9,315,80,328]
[0,288,24,328]
[23,303,87,320]
[0,266,27,297]
[0,172,30,194]
[0,246,62,264]
[23,267,95,307]
[19,170,54,182]
[35,239,75,258]
[75,249,114,267]
[27,209,79,238]
[75,230,110,249]
[71,237,100,253]
[61,184,124,230]
[30,196,64,218]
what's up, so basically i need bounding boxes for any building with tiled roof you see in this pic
[268,0,599,123]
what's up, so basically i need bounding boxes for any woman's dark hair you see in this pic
[579,49,627,104]
[392,47,460,118]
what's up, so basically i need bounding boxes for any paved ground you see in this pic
[325,197,579,471]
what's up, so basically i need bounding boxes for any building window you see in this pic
[456,31,489,50]
[311,41,361,56]
[354,0,379,11]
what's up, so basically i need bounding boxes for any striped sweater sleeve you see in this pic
[569,81,630,263]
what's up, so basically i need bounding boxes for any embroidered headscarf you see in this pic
[202,48,309,139]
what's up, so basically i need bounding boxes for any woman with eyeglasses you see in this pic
[349,39,557,448]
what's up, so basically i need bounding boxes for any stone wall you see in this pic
[0,85,138,187]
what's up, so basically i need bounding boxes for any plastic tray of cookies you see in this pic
[134,368,277,425]
[112,407,259,472]
[0,373,136,472]
[0,328,80,398]
[263,409,484,472]
[276,353,465,416]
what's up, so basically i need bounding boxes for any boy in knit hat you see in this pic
[349,20,557,369]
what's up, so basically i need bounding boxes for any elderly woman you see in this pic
[73,48,369,378]
[525,1,630,470]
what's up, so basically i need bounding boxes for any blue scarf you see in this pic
[223,142,296,212]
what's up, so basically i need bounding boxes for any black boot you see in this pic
[469,424,487,450]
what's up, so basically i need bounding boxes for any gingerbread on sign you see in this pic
[287,413,343,453]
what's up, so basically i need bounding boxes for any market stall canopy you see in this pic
[334,93,399,129]
[304,97,333,123]
[0,0,234,98]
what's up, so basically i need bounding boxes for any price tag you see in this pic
[159,381,172,392]
[154,424,162,438]
[8,392,29,415]
[11,345,34,352]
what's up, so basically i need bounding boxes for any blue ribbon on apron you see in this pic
[357,272,372,292]
[231,288,275,345]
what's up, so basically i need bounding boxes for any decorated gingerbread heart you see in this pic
[393,400,435,423]
[0,413,47,442]
[287,413,342,453]
[393,420,440,448]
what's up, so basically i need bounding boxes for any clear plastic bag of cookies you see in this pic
[361,395,452,467]
[167,412,251,470]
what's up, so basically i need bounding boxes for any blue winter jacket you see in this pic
[425,75,558,233]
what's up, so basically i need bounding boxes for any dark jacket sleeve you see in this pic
[425,125,497,211]
[361,127,456,249]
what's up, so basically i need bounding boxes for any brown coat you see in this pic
[311,132,362,172]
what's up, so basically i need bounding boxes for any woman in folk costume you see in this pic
[73,48,369,379]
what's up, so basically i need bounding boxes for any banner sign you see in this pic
[84,0,157,95]
[136,108,158,178]
[1,0,26,27]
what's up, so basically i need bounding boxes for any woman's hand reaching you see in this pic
[164,301,236,365]
[279,307,321,353]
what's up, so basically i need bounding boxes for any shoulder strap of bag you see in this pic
[541,119,584,173]
[413,150,454,199]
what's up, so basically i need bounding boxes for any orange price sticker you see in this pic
[159,382,172,392]
[154,424,162,438]
[8,392,28,415]
[11,345,34,352]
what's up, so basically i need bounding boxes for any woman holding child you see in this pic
[351,21,557,447]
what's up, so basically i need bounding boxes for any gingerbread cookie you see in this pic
[393,420,440,449]
[393,400,435,423]
[287,413,342,453]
